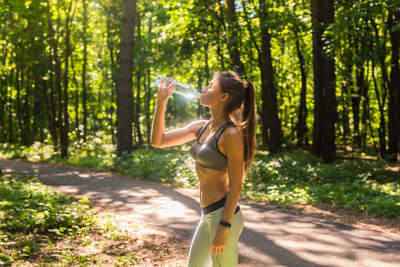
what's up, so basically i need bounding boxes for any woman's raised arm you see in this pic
[150,80,206,148]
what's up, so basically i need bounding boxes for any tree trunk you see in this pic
[311,0,337,163]
[70,54,80,140]
[259,0,282,153]
[16,68,23,141]
[372,60,387,157]
[82,0,88,143]
[216,25,225,70]
[197,71,202,119]
[0,44,6,141]
[117,0,136,155]
[371,20,389,158]
[61,0,73,158]
[23,76,32,145]
[8,69,13,143]
[134,9,143,146]
[295,34,308,148]
[225,0,245,75]
[145,18,152,144]
[360,63,370,152]
[0,71,5,141]
[340,79,349,150]
[135,67,143,146]
[45,0,58,148]
[353,69,363,150]
[388,10,400,162]
[106,10,118,146]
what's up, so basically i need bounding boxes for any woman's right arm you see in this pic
[150,81,206,148]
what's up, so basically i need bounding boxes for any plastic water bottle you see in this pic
[154,75,201,100]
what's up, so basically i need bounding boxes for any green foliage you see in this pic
[244,151,400,218]
[0,173,94,236]
[113,148,198,187]
[0,172,96,264]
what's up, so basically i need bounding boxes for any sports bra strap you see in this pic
[197,120,234,140]
[215,121,234,138]
[197,120,211,139]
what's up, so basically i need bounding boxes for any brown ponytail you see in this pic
[241,80,256,174]
[216,71,257,175]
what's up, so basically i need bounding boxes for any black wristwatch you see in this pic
[219,220,231,228]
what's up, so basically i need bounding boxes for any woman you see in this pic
[150,70,256,266]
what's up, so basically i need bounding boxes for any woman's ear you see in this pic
[220,92,229,103]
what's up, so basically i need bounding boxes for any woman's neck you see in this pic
[209,106,229,129]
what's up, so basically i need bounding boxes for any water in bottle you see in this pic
[154,75,201,100]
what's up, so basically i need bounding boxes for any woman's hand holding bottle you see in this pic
[157,77,175,103]
[155,75,200,101]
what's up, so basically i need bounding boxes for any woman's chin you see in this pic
[199,101,208,107]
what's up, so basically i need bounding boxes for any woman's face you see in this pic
[200,77,228,107]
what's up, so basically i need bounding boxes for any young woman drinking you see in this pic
[150,70,256,266]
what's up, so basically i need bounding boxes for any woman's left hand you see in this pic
[211,225,229,255]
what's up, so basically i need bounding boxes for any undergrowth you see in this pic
[0,141,399,218]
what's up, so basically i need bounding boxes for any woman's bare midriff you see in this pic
[195,162,229,208]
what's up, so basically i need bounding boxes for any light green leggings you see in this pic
[187,206,244,267]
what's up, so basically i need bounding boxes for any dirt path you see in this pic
[1,159,400,267]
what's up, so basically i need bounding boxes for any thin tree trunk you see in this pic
[55,1,63,154]
[145,18,152,144]
[353,65,369,152]
[365,63,379,154]
[106,12,118,145]
[61,0,73,158]
[0,44,6,141]
[70,54,80,140]
[372,61,387,157]
[134,9,143,146]
[388,10,400,162]
[16,68,23,140]
[340,80,349,150]
[371,20,389,157]
[241,0,264,148]
[82,0,88,143]
[23,76,32,145]
[353,74,362,150]
[216,25,225,70]
[135,68,143,145]
[295,33,308,148]
[259,0,282,153]
[0,72,5,141]
[8,69,13,143]
[45,0,58,148]
[225,0,245,75]
[203,40,210,118]
[197,71,203,119]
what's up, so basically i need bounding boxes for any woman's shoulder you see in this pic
[224,122,242,139]
[187,119,209,136]
[187,119,209,128]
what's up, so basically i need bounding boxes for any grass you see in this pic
[0,172,96,265]
[0,172,187,266]
[243,152,400,218]
[0,138,399,219]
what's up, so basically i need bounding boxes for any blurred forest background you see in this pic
[1,1,400,264]
[0,0,399,163]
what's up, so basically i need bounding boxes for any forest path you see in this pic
[1,159,400,267]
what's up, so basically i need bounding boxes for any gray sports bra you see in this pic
[189,120,235,171]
